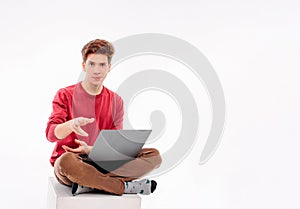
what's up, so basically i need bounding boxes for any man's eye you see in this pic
[100,63,106,67]
[89,63,95,66]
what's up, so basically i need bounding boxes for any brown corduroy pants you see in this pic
[54,148,162,195]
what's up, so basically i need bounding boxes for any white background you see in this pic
[0,0,299,208]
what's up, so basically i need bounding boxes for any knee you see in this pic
[143,148,162,169]
[55,152,79,170]
[152,148,162,168]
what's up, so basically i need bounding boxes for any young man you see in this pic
[46,39,162,196]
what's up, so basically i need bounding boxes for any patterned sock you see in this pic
[124,179,157,195]
[71,183,95,196]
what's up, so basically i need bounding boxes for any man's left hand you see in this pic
[62,139,92,155]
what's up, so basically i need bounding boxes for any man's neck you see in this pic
[81,81,103,95]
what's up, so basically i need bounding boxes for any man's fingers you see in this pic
[74,139,81,145]
[73,117,94,128]
[70,125,87,136]
[62,145,81,153]
[80,118,95,126]
[62,145,73,152]
[63,145,78,153]
[74,127,88,137]
[74,139,85,146]
[88,118,95,123]
[71,117,94,137]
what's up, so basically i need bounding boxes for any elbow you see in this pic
[46,124,59,142]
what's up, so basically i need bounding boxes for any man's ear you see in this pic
[108,63,111,72]
[82,62,86,71]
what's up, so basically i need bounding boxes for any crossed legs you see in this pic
[54,148,162,195]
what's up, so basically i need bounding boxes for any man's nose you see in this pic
[93,65,102,73]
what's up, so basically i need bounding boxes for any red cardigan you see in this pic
[46,83,124,166]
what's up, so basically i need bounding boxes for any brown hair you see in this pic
[81,39,115,64]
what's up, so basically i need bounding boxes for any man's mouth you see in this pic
[92,77,101,81]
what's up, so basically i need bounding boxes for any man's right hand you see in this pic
[54,117,95,140]
[70,117,95,137]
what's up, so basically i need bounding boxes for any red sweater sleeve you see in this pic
[45,89,70,142]
[111,94,124,130]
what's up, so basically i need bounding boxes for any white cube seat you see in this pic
[47,177,141,209]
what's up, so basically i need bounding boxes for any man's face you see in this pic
[82,53,111,86]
